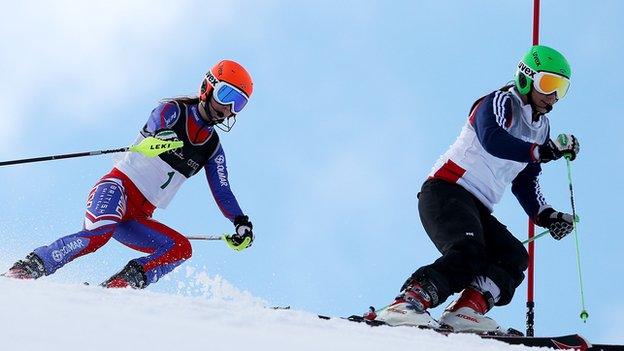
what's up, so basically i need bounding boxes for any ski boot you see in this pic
[101,261,147,289]
[439,287,500,334]
[2,253,47,280]
[373,281,440,328]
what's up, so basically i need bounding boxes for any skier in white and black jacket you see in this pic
[372,45,581,333]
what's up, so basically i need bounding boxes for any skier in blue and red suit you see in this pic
[4,60,255,288]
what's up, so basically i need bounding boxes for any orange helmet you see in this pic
[199,60,254,103]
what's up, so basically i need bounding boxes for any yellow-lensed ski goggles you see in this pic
[533,71,570,99]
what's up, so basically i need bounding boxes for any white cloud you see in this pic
[0,1,237,148]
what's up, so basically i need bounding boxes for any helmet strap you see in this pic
[198,95,237,132]
[215,116,236,133]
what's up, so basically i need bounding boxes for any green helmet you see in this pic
[515,45,571,95]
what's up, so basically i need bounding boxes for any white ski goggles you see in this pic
[212,81,249,114]
[533,71,570,99]
[200,71,249,114]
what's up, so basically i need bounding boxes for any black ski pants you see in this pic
[412,179,528,307]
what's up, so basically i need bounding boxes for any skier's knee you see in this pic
[165,234,193,262]
[178,237,193,260]
[500,244,529,276]
[516,247,529,272]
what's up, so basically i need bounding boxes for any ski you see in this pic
[281,307,621,349]
[317,314,606,350]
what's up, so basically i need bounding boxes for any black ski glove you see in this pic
[225,215,254,251]
[538,134,580,163]
[536,208,574,240]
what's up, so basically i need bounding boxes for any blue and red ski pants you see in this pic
[33,168,192,286]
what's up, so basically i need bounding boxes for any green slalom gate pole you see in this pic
[0,137,184,167]
[565,155,589,322]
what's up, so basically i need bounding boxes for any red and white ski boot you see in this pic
[373,282,440,328]
[439,287,500,333]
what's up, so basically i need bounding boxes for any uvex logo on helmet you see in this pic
[518,62,536,78]
[205,71,219,86]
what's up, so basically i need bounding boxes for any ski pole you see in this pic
[185,234,253,253]
[564,154,589,322]
[185,234,227,241]
[522,229,550,245]
[0,137,184,167]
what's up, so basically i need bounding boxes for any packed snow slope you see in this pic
[0,275,539,351]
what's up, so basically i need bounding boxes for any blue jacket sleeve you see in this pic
[472,91,538,163]
[204,144,244,222]
[141,101,180,136]
[511,162,550,220]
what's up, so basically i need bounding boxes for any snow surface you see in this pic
[0,269,543,351]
